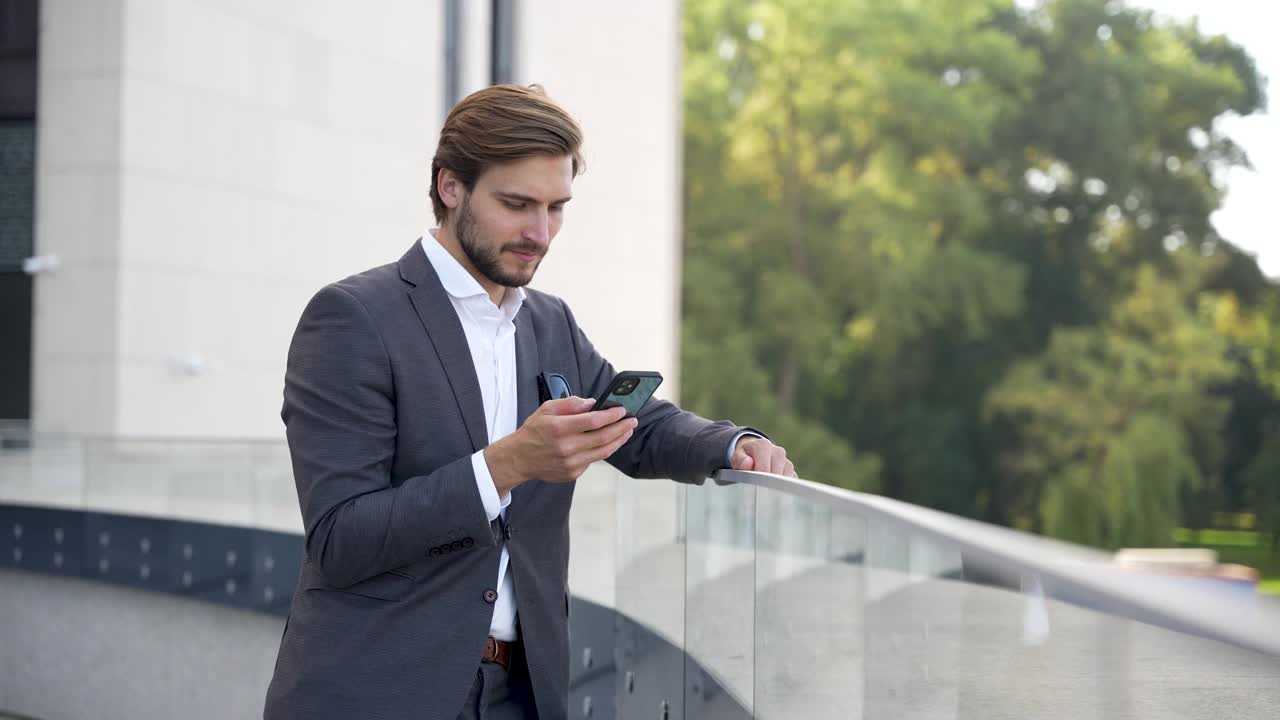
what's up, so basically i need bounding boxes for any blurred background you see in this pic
[676,0,1280,587]
[1,0,1278,718]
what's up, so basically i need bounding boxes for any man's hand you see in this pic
[484,396,637,496]
[730,436,796,478]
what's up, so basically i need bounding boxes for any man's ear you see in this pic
[437,168,464,212]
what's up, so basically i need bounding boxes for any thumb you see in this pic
[731,450,755,471]
[539,396,596,416]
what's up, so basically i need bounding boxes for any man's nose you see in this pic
[523,208,550,246]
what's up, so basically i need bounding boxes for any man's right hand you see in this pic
[484,396,637,496]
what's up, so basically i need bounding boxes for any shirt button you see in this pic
[483,589,498,604]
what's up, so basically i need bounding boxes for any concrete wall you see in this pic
[30,0,684,441]
[31,0,127,436]
[33,0,443,439]
[516,1,686,401]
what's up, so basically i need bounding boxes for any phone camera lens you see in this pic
[616,378,638,395]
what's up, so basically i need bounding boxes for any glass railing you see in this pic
[0,435,299,531]
[602,468,1280,718]
[4,437,1280,719]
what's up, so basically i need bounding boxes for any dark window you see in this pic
[0,122,32,270]
[443,0,462,111]
[490,0,516,85]
[0,0,37,118]
[0,0,34,421]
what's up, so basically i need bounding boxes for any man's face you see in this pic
[451,154,574,289]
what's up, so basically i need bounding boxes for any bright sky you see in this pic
[1139,0,1279,278]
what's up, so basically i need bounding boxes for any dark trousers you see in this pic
[455,645,538,720]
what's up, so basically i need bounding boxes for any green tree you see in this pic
[681,0,1272,539]
[684,0,1038,495]
[1245,430,1280,550]
[1217,287,1280,544]
[985,267,1236,545]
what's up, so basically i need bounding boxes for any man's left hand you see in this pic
[730,436,797,478]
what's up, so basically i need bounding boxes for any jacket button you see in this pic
[462,537,474,548]
[483,589,498,604]
[429,547,442,557]
[450,540,464,551]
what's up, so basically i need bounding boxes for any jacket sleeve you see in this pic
[559,299,764,484]
[282,283,496,588]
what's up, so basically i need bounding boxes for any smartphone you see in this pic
[591,370,663,418]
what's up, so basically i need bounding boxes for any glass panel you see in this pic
[754,488,867,718]
[862,519,1280,719]
[568,463,619,720]
[615,471,687,719]
[251,443,302,534]
[863,519,966,718]
[685,478,754,718]
[1116,615,1280,717]
[0,434,85,510]
[84,439,269,526]
[0,437,298,530]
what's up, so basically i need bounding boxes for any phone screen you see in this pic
[594,373,663,417]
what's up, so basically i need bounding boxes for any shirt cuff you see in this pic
[725,430,766,468]
[472,450,512,523]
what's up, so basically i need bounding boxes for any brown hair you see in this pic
[430,84,584,223]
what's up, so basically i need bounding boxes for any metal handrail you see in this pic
[713,468,1280,658]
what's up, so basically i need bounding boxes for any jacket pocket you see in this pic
[328,569,414,601]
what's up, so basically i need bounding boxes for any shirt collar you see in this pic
[420,229,526,317]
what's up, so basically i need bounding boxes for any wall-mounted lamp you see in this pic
[169,353,210,376]
[23,254,60,274]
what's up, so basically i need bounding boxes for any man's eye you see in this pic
[502,200,525,210]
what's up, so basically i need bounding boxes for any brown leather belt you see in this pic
[482,636,514,670]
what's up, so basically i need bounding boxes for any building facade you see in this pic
[6,0,683,439]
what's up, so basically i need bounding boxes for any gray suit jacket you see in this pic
[264,242,753,719]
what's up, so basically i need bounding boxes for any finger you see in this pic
[754,446,784,474]
[589,427,634,463]
[757,445,778,474]
[539,396,598,416]
[751,449,774,474]
[557,406,628,434]
[568,425,634,470]
[565,416,637,456]
[782,459,796,478]
[731,450,754,471]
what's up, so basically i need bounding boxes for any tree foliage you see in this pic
[681,0,1277,545]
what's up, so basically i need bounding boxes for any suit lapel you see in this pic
[400,242,489,453]
[511,305,541,510]
[514,308,540,427]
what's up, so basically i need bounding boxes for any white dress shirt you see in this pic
[421,231,522,641]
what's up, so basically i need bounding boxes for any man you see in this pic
[264,84,795,720]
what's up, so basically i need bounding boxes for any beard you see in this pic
[456,195,544,289]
